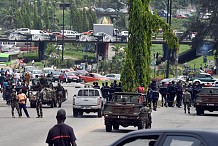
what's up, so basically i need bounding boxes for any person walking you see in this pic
[36,90,43,118]
[46,109,77,146]
[176,81,183,108]
[183,89,192,114]
[17,89,30,118]
[11,88,21,118]
[159,82,167,107]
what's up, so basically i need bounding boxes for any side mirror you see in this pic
[73,94,76,97]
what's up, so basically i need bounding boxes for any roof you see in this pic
[111,128,218,145]
[113,92,141,96]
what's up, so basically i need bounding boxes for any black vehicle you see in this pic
[110,129,218,146]
[195,87,218,115]
[52,70,61,82]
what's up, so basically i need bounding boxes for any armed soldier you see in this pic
[11,88,21,118]
[36,83,43,118]
[56,83,64,108]
[139,102,152,129]
[183,89,192,114]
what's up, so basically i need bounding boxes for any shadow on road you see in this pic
[91,128,135,133]
[67,115,99,119]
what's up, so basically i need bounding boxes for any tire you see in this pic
[196,107,202,115]
[113,124,119,130]
[73,109,78,117]
[138,121,144,130]
[79,111,83,116]
[106,123,112,132]
[97,109,102,117]
[50,101,54,108]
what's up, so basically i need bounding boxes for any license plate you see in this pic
[207,104,214,106]
[83,106,91,109]
[119,116,127,118]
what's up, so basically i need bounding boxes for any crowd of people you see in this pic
[0,67,65,118]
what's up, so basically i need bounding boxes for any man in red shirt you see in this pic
[137,83,145,104]
[46,109,77,146]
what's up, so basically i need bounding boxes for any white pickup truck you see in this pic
[73,88,105,117]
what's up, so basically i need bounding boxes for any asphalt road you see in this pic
[0,83,218,146]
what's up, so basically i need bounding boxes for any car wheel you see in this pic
[196,107,203,115]
[73,109,78,117]
[50,101,54,108]
[97,109,102,117]
[113,124,119,130]
[106,123,112,132]
[79,111,83,116]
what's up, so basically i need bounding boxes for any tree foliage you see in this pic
[121,0,178,91]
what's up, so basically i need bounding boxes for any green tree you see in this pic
[121,0,178,91]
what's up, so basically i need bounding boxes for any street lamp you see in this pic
[59,1,71,62]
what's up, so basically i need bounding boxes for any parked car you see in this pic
[66,72,80,83]
[52,70,61,82]
[110,129,218,146]
[105,74,120,81]
[79,73,109,83]
[61,30,81,39]
[73,88,105,117]
[105,8,116,13]
[159,78,186,87]
[42,67,54,76]
[188,73,218,85]
[175,14,187,19]
[31,69,43,78]
[95,7,105,13]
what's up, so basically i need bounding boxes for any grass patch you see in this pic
[187,56,214,69]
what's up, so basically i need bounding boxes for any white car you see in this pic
[73,88,105,117]
[61,30,81,39]
[31,69,43,78]
[105,74,120,81]
[42,67,54,76]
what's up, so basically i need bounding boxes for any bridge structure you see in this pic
[0,34,194,62]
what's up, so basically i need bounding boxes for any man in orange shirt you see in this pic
[17,89,30,118]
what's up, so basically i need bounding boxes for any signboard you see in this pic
[196,42,214,56]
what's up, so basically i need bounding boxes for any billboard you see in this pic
[196,42,214,56]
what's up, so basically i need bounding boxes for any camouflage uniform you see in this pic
[56,84,64,108]
[36,91,43,118]
[139,105,152,129]
[11,89,21,118]
[183,91,192,114]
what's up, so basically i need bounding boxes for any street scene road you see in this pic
[0,82,217,146]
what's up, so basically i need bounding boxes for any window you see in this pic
[118,135,159,146]
[89,90,94,96]
[163,136,203,146]
[94,90,100,96]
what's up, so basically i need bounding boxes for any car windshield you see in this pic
[52,71,60,75]
[94,74,103,78]
[199,88,218,94]
[113,94,140,104]
[43,70,53,73]
[67,72,76,76]
[33,70,42,74]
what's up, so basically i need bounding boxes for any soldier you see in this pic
[56,83,64,108]
[109,83,115,101]
[36,90,43,118]
[151,87,159,111]
[167,81,176,107]
[159,82,167,107]
[11,88,21,118]
[176,81,183,108]
[40,75,48,88]
[183,89,192,114]
[115,82,123,92]
[139,102,152,129]
[93,82,100,89]
[102,82,110,101]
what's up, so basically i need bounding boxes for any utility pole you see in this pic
[165,0,172,78]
